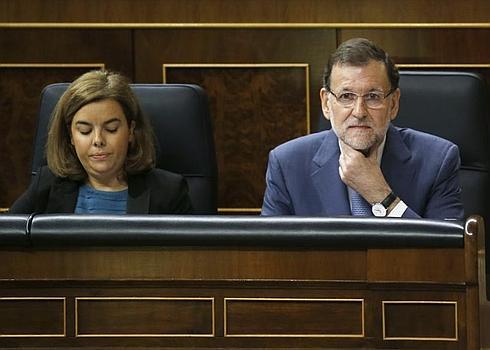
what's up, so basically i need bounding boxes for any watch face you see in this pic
[372,203,387,217]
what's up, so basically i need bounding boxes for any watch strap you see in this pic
[381,191,397,209]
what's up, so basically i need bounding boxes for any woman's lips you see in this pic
[90,153,110,160]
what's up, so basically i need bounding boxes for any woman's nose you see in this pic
[92,130,105,147]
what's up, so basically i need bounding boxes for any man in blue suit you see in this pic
[262,38,464,219]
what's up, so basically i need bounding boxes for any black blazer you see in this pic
[9,166,193,214]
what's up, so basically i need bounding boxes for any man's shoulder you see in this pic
[272,130,332,158]
[393,126,458,150]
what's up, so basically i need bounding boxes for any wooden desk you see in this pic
[0,215,485,349]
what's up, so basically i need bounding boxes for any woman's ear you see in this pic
[129,120,136,143]
[68,124,74,146]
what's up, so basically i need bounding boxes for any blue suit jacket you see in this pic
[262,124,464,219]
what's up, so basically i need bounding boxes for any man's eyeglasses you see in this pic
[327,87,395,109]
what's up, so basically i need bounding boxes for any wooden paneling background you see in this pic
[0,0,489,23]
[164,64,309,209]
[0,0,489,212]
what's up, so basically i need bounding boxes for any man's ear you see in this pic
[320,88,331,120]
[389,88,401,121]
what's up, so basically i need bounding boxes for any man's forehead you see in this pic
[330,61,390,87]
[332,59,386,71]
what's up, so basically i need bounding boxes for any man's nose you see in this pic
[352,96,368,118]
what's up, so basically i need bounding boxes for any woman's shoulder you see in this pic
[142,168,185,183]
[9,166,74,213]
[36,165,56,181]
[36,166,76,187]
[132,168,187,193]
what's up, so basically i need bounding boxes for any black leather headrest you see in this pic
[395,71,490,170]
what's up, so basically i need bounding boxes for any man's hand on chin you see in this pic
[338,140,392,204]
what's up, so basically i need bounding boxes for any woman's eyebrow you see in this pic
[104,118,122,125]
[75,120,92,126]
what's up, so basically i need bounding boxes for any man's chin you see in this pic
[344,140,376,156]
[344,140,375,151]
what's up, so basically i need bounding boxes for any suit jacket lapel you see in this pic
[45,179,78,213]
[311,130,351,216]
[381,125,414,198]
[127,173,150,214]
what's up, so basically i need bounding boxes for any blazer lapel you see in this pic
[311,131,351,216]
[381,125,415,198]
[45,179,78,213]
[127,173,150,214]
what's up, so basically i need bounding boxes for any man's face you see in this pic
[320,60,400,154]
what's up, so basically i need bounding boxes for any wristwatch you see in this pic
[371,191,397,217]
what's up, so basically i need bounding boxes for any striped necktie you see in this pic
[350,191,372,216]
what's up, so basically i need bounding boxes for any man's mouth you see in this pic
[348,125,371,130]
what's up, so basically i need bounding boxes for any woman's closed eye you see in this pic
[104,119,121,133]
[77,127,92,135]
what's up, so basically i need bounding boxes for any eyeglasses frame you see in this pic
[326,86,396,109]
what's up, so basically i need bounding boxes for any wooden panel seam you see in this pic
[1,23,490,29]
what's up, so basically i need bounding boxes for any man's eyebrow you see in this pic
[336,86,354,92]
[336,87,385,93]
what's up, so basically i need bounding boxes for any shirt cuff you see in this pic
[387,200,408,217]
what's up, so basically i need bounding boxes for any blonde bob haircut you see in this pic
[46,70,156,181]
